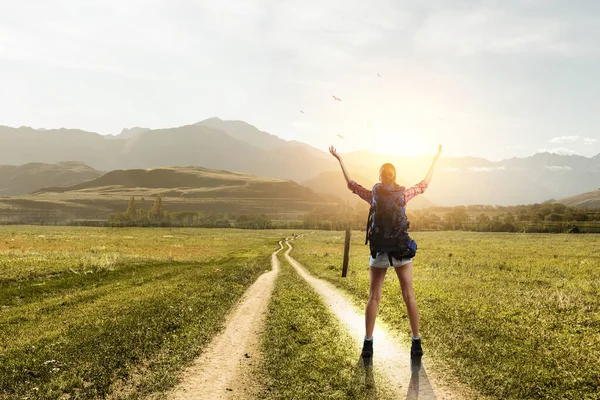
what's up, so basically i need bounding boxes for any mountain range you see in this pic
[1,118,598,206]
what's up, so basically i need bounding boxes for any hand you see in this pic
[329,145,341,161]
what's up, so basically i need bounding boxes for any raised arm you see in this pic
[329,145,373,204]
[424,145,443,183]
[404,145,442,204]
[329,146,352,184]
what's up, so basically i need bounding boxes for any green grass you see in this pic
[0,227,287,399]
[0,226,277,281]
[261,248,391,399]
[291,231,600,400]
[4,227,598,399]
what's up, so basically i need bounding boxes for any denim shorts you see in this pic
[369,252,413,268]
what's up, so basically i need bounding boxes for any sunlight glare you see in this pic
[372,130,430,157]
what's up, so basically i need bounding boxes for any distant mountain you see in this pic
[1,121,598,206]
[108,127,150,139]
[0,161,103,196]
[116,124,269,171]
[303,170,435,209]
[196,118,283,150]
[196,117,330,161]
[339,151,599,206]
[0,166,334,220]
[195,117,333,174]
[0,125,121,169]
[557,189,600,208]
[0,122,337,182]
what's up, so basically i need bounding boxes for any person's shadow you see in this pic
[355,355,437,399]
[406,356,437,399]
[355,356,378,399]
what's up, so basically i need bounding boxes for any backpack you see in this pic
[365,182,417,265]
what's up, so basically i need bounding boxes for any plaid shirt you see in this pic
[347,179,429,205]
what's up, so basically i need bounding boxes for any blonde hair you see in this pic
[379,163,396,184]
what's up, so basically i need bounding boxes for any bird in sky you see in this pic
[377,73,381,77]
[300,110,304,114]
[437,116,444,121]
[337,134,345,139]
[332,95,342,102]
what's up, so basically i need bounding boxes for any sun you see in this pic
[372,130,431,157]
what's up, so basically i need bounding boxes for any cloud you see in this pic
[468,166,506,172]
[549,135,580,143]
[0,1,193,79]
[537,147,580,155]
[413,6,576,57]
[583,137,598,145]
[544,165,573,171]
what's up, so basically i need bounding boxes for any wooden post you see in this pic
[342,228,351,278]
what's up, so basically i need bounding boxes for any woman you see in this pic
[329,145,442,358]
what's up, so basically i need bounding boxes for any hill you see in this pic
[557,189,600,208]
[0,162,103,196]
[42,166,326,200]
[0,166,334,223]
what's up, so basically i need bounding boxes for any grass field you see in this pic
[0,226,283,399]
[3,227,599,399]
[291,231,600,399]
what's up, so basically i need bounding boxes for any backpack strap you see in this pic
[365,205,374,245]
[388,251,403,266]
[366,187,378,245]
[365,211,371,245]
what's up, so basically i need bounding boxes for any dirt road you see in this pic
[169,241,284,400]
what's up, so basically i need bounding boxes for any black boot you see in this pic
[410,337,423,357]
[361,338,374,358]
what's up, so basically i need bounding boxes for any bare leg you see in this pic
[366,266,387,339]
[394,262,420,338]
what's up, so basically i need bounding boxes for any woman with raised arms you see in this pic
[329,144,442,359]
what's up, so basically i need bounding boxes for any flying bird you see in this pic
[377,73,381,77]
[437,116,444,121]
[337,134,345,139]
[332,95,342,102]
[300,110,304,114]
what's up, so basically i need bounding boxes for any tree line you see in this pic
[107,195,273,229]
[106,196,600,233]
[299,202,600,233]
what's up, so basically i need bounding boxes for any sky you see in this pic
[1,0,599,161]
